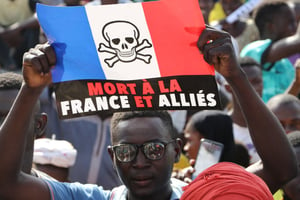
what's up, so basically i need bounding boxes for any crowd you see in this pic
[0,0,300,199]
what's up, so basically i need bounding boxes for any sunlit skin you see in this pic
[283,146,300,199]
[183,122,203,160]
[108,117,181,200]
[270,103,300,134]
[243,67,263,97]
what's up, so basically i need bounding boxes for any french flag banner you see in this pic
[36,0,221,119]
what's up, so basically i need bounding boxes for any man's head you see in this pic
[0,72,47,174]
[225,56,262,100]
[108,111,182,199]
[253,0,297,40]
[283,131,300,199]
[0,72,23,123]
[267,94,300,134]
[240,56,263,96]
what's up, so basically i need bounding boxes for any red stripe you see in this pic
[142,0,214,76]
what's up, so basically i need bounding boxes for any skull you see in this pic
[103,21,139,62]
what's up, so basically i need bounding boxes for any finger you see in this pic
[197,27,230,53]
[27,48,49,75]
[36,43,56,74]
[23,49,43,74]
[202,37,233,65]
[189,159,195,167]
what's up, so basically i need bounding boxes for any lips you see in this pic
[131,175,153,187]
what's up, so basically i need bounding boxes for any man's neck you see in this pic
[127,185,172,200]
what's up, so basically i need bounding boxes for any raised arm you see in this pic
[0,44,55,200]
[197,26,298,193]
[265,23,300,64]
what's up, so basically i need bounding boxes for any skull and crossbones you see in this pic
[98,21,153,68]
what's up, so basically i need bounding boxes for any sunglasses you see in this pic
[109,140,175,163]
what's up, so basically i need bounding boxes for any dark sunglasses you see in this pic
[109,140,175,163]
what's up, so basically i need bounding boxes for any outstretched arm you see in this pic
[265,23,300,63]
[0,44,54,200]
[198,26,298,193]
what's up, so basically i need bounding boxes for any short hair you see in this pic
[253,0,290,36]
[239,56,261,69]
[0,72,23,90]
[287,131,300,148]
[111,111,177,142]
[267,93,300,109]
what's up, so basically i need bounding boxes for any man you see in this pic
[267,93,300,134]
[0,27,297,199]
[0,0,40,69]
[0,71,50,177]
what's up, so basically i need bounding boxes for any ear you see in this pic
[34,113,48,138]
[107,146,114,161]
[174,138,183,163]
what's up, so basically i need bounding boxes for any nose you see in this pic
[132,148,150,168]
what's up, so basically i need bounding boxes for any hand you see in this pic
[197,26,241,80]
[172,166,194,184]
[22,43,56,90]
[171,159,196,184]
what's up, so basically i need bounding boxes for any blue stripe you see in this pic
[37,4,106,83]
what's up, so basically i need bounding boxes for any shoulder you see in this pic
[240,39,272,60]
[45,179,112,200]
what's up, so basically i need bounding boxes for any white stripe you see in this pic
[85,4,161,80]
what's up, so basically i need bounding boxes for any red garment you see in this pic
[180,162,273,200]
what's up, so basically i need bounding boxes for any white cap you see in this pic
[33,138,77,168]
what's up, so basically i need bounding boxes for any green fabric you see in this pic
[240,39,295,103]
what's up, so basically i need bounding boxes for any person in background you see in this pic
[0,0,40,70]
[198,0,216,24]
[183,110,236,163]
[0,71,53,180]
[286,58,300,97]
[240,0,300,103]
[273,131,300,200]
[211,0,260,52]
[267,93,300,134]
[33,136,78,182]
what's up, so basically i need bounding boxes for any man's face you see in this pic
[111,117,178,198]
[271,103,300,134]
[272,6,297,39]
[183,122,201,160]
[243,66,263,97]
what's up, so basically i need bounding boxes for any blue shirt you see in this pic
[240,39,295,102]
[45,178,186,200]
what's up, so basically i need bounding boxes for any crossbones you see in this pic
[98,21,153,68]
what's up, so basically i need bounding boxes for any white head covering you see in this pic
[33,137,77,168]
